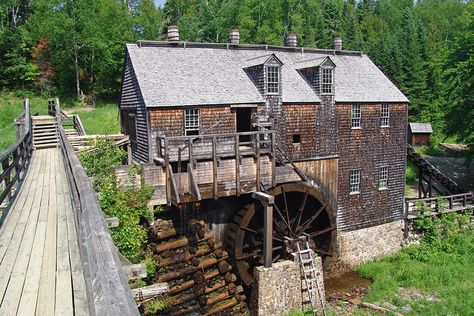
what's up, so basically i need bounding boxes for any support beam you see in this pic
[252,192,274,268]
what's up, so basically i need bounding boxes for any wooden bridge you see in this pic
[0,100,138,315]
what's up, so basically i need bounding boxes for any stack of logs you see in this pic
[147,219,248,315]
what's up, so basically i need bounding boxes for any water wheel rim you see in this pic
[228,182,337,287]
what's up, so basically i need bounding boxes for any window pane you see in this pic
[321,68,333,94]
[351,104,361,128]
[350,170,361,193]
[378,166,388,188]
[267,66,280,94]
[184,109,199,135]
[381,104,389,126]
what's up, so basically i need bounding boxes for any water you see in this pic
[324,270,371,295]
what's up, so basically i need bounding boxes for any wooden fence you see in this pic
[0,100,32,225]
[55,102,140,315]
[403,192,474,237]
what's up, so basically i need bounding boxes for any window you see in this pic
[351,104,361,128]
[266,66,280,94]
[184,109,199,136]
[381,104,389,127]
[378,166,388,189]
[350,170,361,194]
[292,134,301,144]
[321,67,333,94]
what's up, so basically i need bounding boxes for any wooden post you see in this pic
[164,138,171,206]
[212,136,217,199]
[189,139,193,168]
[235,134,240,196]
[418,168,423,199]
[428,175,433,198]
[256,133,260,190]
[127,143,132,165]
[252,192,274,268]
[403,200,409,238]
[271,132,276,187]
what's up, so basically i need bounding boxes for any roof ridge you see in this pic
[134,40,364,57]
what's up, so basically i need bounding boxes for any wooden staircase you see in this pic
[32,116,59,149]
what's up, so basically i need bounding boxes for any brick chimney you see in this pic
[229,29,240,44]
[287,33,297,47]
[167,25,179,42]
[333,37,342,50]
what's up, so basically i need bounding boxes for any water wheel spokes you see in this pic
[227,182,336,287]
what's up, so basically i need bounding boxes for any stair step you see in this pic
[33,122,57,127]
[34,136,58,142]
[34,143,58,149]
[33,138,58,144]
[34,131,58,136]
[34,128,58,133]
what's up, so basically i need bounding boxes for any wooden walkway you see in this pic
[0,148,89,315]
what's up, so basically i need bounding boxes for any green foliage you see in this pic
[143,295,175,315]
[0,0,472,146]
[80,141,153,262]
[79,140,126,189]
[358,212,474,315]
[405,160,417,186]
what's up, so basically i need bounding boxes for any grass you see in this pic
[67,103,120,135]
[0,94,120,152]
[357,214,474,315]
[0,94,48,151]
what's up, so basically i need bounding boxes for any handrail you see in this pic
[55,103,139,315]
[275,144,309,182]
[0,99,32,222]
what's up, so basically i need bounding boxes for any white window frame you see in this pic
[381,104,390,127]
[350,170,361,194]
[351,104,361,129]
[321,67,334,95]
[378,166,388,190]
[266,65,280,95]
[184,109,199,136]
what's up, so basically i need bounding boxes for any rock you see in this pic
[381,302,398,310]
[400,305,412,314]
[348,297,361,306]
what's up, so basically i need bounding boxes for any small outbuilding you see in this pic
[408,122,433,146]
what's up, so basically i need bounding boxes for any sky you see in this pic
[154,0,166,7]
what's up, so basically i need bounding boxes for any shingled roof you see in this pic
[125,41,409,107]
[409,122,433,134]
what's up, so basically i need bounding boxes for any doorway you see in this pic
[236,108,253,142]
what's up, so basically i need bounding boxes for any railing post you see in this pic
[164,138,171,206]
[235,134,240,196]
[271,132,276,187]
[212,136,217,199]
[403,200,409,238]
[255,133,260,190]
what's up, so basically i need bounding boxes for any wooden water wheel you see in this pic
[226,182,336,286]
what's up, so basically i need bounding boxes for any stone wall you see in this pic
[332,220,404,270]
[250,260,302,316]
[250,257,326,316]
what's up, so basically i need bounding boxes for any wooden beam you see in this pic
[212,136,217,199]
[235,134,240,196]
[132,283,169,303]
[188,163,201,200]
[105,217,119,228]
[122,264,147,280]
[252,192,274,205]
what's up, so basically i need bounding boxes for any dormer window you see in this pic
[321,67,333,94]
[266,65,280,94]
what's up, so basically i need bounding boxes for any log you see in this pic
[131,283,169,302]
[154,227,177,240]
[168,267,232,295]
[157,246,213,268]
[194,283,206,296]
[191,257,200,267]
[224,272,237,284]
[157,255,228,282]
[205,279,227,295]
[193,271,205,284]
[228,283,237,295]
[168,304,200,316]
[204,299,238,315]
[198,295,207,306]
[207,291,229,306]
[155,231,214,253]
[218,260,231,274]
[361,303,403,316]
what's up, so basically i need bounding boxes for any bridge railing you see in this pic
[55,101,140,315]
[0,99,32,223]
[403,192,474,237]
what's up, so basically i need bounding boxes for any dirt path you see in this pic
[423,155,474,191]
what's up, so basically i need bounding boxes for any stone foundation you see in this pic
[250,258,326,316]
[249,260,302,316]
[333,220,404,270]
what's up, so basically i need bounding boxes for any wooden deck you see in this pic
[0,148,88,315]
